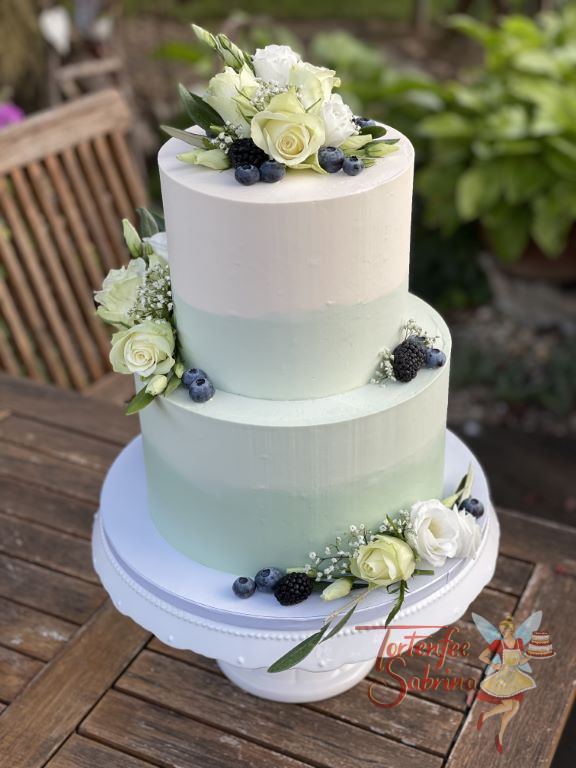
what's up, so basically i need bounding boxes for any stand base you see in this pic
[218,658,376,703]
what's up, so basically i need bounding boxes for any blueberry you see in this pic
[255,567,283,593]
[188,376,215,403]
[318,146,345,173]
[232,576,256,598]
[426,348,447,368]
[460,497,485,518]
[235,164,260,185]
[260,159,286,183]
[182,368,207,388]
[354,116,377,129]
[343,156,364,176]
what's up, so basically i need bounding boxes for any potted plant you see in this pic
[416,8,576,281]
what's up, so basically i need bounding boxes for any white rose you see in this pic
[454,509,482,559]
[250,89,325,167]
[95,258,146,328]
[252,44,301,85]
[351,535,415,587]
[203,65,258,135]
[407,499,463,568]
[143,232,169,262]
[110,320,175,377]
[290,61,340,108]
[323,93,357,147]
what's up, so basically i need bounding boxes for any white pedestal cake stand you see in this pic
[92,430,499,703]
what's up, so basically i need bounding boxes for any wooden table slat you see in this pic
[0,645,43,703]
[0,553,104,624]
[0,477,95,538]
[0,595,75,661]
[0,441,103,504]
[499,508,576,565]
[0,512,98,584]
[46,735,160,768]
[0,374,138,445]
[0,414,122,473]
[83,688,426,768]
[113,650,443,768]
[488,554,533,597]
[446,562,576,768]
[0,601,149,768]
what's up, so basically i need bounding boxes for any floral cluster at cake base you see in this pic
[162,25,400,186]
[230,465,485,672]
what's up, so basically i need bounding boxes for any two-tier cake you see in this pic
[93,29,494,687]
[140,125,451,574]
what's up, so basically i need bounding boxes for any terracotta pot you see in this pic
[485,226,576,283]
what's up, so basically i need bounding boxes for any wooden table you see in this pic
[0,374,574,768]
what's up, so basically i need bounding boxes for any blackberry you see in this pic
[228,138,268,168]
[273,572,314,606]
[392,339,427,383]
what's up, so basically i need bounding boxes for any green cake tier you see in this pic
[138,295,451,575]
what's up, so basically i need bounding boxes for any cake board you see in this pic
[92,430,499,703]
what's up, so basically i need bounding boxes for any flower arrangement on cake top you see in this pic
[231,465,485,672]
[161,25,400,186]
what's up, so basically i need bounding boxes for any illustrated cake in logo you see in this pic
[525,630,556,659]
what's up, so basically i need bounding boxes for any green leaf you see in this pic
[385,580,406,627]
[456,165,501,221]
[137,207,160,238]
[153,41,205,64]
[482,204,531,262]
[513,49,559,77]
[499,158,552,206]
[413,569,435,575]
[125,388,155,415]
[163,374,182,397]
[359,124,387,139]
[419,112,476,140]
[447,15,495,47]
[267,627,328,673]
[484,106,529,140]
[178,84,224,132]
[161,125,211,148]
[322,604,358,642]
[532,186,575,258]
[443,466,473,508]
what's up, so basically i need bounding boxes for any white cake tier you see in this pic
[138,296,450,574]
[158,125,415,400]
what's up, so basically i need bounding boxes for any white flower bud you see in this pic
[122,219,142,259]
[145,374,168,396]
[321,577,354,602]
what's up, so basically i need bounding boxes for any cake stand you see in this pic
[92,430,499,703]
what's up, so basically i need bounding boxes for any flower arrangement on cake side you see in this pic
[229,465,485,672]
[161,25,400,185]
[94,209,216,414]
[372,319,447,385]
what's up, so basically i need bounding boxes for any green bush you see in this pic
[417,8,576,262]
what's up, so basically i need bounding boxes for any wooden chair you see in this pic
[0,89,147,404]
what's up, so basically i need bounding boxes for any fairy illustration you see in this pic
[473,611,541,754]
